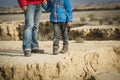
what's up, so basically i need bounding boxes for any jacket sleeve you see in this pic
[42,0,51,12]
[64,0,73,22]
[18,0,28,8]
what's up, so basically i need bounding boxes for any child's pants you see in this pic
[53,22,69,47]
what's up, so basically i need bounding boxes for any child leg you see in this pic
[60,23,69,53]
[53,23,61,55]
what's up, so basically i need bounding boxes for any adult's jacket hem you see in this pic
[18,0,43,8]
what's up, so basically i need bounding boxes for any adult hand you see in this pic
[67,22,72,27]
[42,0,47,6]
[22,6,28,12]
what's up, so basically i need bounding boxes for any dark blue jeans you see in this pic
[53,22,69,47]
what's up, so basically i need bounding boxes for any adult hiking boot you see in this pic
[24,50,31,57]
[60,45,68,54]
[53,46,59,55]
[31,48,44,54]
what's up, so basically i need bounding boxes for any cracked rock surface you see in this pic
[0,41,120,80]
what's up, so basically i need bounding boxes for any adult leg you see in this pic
[23,4,35,56]
[23,4,35,51]
[32,4,42,49]
[31,4,44,53]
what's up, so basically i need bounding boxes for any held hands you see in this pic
[42,0,47,6]
[67,22,72,27]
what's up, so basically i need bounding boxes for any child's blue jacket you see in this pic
[43,0,73,22]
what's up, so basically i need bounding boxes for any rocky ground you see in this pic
[0,10,120,80]
[0,21,120,40]
[0,41,120,80]
[70,25,120,40]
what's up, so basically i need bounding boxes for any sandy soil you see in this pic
[0,40,120,80]
[0,40,120,65]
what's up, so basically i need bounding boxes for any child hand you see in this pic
[42,0,47,6]
[67,22,72,27]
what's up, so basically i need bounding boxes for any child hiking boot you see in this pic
[53,46,59,55]
[60,45,68,54]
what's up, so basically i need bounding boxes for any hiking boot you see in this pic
[31,49,44,54]
[24,50,31,57]
[53,46,59,55]
[60,45,68,54]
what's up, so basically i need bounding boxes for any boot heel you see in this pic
[60,45,68,54]
[53,46,59,55]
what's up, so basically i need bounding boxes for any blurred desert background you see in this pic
[0,0,120,80]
